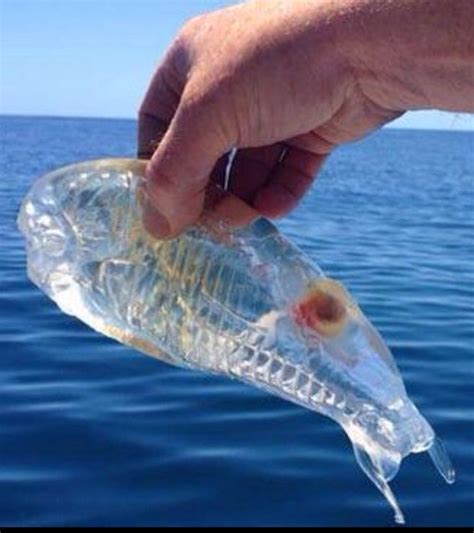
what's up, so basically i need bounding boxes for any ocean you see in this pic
[0,115,473,526]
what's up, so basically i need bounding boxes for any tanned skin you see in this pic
[138,0,474,238]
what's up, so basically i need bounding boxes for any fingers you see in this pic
[204,143,286,229]
[286,131,334,155]
[138,36,332,236]
[248,131,334,218]
[137,41,187,159]
[209,143,329,226]
[202,184,260,229]
[139,40,234,238]
[210,153,232,189]
[138,112,169,160]
[226,144,286,202]
[144,90,232,239]
[253,146,329,218]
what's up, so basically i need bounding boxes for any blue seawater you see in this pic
[0,115,473,526]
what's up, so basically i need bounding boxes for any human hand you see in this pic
[138,0,473,238]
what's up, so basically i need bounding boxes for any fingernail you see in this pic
[143,199,170,239]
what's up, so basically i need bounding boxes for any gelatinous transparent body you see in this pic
[18,159,455,523]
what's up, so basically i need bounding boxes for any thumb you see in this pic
[143,93,232,239]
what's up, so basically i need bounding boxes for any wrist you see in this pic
[339,0,474,113]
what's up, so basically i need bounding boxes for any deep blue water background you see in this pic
[0,115,473,526]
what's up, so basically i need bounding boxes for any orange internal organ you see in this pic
[293,279,349,337]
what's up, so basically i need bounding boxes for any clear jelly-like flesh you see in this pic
[18,159,455,523]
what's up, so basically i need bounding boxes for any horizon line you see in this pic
[1,112,473,133]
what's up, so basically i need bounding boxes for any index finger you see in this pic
[137,43,187,158]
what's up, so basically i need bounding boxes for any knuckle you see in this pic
[180,87,210,115]
[180,14,204,36]
[138,102,153,118]
[178,88,232,151]
[164,37,191,77]
[171,30,189,55]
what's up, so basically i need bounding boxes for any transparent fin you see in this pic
[353,444,405,525]
[428,437,455,484]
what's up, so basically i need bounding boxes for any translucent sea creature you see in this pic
[18,158,455,524]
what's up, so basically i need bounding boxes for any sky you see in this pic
[1,0,473,131]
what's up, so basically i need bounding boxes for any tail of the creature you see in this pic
[348,410,455,524]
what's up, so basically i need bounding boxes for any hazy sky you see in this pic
[1,0,473,131]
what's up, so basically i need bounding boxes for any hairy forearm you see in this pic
[338,0,474,112]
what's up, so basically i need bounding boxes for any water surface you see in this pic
[0,116,473,526]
